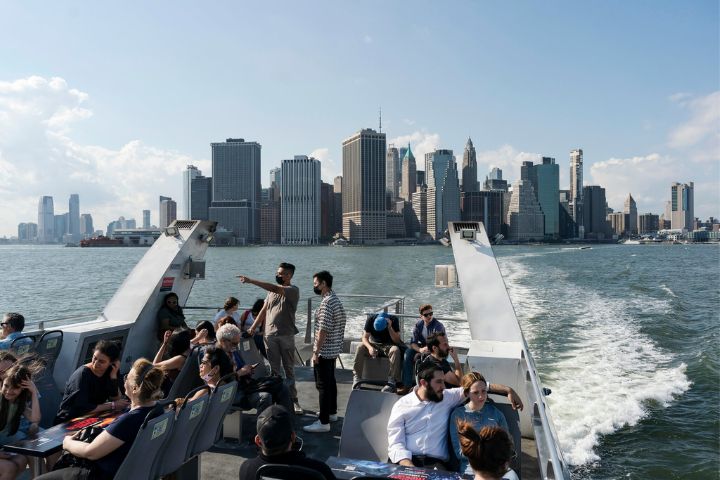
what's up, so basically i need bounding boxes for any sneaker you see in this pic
[381,383,396,393]
[303,420,331,433]
[317,412,338,422]
[293,400,304,415]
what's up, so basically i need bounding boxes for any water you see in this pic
[1,243,718,479]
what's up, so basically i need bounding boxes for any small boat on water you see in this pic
[79,236,123,247]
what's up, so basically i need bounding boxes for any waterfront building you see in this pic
[209,138,262,243]
[426,149,461,237]
[607,212,626,237]
[386,212,407,238]
[37,195,54,243]
[411,184,436,239]
[54,214,68,243]
[461,191,504,238]
[342,128,387,243]
[281,155,321,245]
[183,165,201,220]
[333,176,343,236]
[142,210,150,229]
[400,144,417,202]
[259,200,280,244]
[532,157,560,238]
[624,193,638,235]
[558,190,575,239]
[17,223,37,242]
[159,196,177,229]
[68,194,80,242]
[506,180,544,241]
[80,214,94,238]
[638,213,660,235]
[386,145,401,203]
[190,175,212,220]
[582,186,612,239]
[461,137,479,192]
[321,181,338,240]
[671,182,694,231]
[570,149,584,238]
[483,167,508,192]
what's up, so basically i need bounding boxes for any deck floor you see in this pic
[200,365,539,479]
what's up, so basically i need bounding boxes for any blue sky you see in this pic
[0,0,718,236]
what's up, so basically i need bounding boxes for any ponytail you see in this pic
[456,420,514,478]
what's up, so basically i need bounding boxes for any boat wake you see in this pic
[659,283,678,298]
[498,257,691,467]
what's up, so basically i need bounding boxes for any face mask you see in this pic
[201,371,214,383]
[313,286,322,295]
[275,275,284,284]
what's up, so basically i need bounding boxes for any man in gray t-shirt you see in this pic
[240,262,303,414]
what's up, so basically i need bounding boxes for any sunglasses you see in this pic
[421,312,434,317]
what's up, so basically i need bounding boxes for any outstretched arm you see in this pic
[237,275,285,296]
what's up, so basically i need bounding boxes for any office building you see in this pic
[582,186,611,239]
[411,184,436,239]
[183,165,201,219]
[321,181,339,240]
[68,194,80,241]
[190,176,212,220]
[671,182,694,231]
[416,170,426,188]
[461,137,479,192]
[559,190,575,239]
[333,176,343,236]
[400,144,417,202]
[260,200,280,244]
[281,155,321,245]
[342,128,387,243]
[570,149,584,238]
[209,138,262,243]
[639,213,660,234]
[531,157,560,238]
[270,167,282,202]
[624,193,638,235]
[386,212,406,238]
[37,196,54,243]
[17,223,37,242]
[426,149,461,237]
[54,213,68,242]
[483,167,508,192]
[386,145,401,202]
[607,212,626,236]
[80,214,94,238]
[142,210,150,229]
[461,191,504,239]
[159,196,177,228]
[506,180,544,241]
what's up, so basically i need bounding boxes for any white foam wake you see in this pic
[498,255,691,466]
[660,283,678,297]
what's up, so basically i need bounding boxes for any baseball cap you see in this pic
[256,405,293,450]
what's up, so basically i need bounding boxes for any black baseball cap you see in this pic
[256,405,293,450]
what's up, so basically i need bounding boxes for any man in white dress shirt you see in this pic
[387,365,523,470]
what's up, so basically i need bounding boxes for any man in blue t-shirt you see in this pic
[402,304,445,387]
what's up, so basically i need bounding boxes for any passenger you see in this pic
[36,359,164,480]
[0,353,17,382]
[54,340,130,424]
[216,315,238,329]
[0,363,42,480]
[417,332,463,387]
[156,292,189,341]
[303,271,347,434]
[387,366,523,470]
[216,324,292,415]
[402,304,445,388]
[240,299,267,358]
[0,313,31,351]
[450,372,514,477]
[213,296,241,327]
[239,405,336,480]
[183,345,234,404]
[191,320,216,345]
[455,422,519,480]
[153,329,192,397]
[240,262,302,414]
[351,312,403,392]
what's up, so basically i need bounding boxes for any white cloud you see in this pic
[388,131,441,169]
[0,76,208,237]
[476,144,541,184]
[668,90,720,150]
[309,147,340,183]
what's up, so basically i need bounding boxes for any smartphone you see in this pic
[250,362,260,369]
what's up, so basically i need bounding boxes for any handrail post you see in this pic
[304,297,312,344]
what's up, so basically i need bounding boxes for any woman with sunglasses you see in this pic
[37,359,164,480]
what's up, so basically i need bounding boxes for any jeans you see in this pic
[314,356,337,424]
[402,347,421,387]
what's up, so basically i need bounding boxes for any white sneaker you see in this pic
[293,401,303,415]
[317,412,338,422]
[303,420,331,433]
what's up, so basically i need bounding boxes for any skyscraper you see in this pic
[37,196,54,243]
[159,196,177,228]
[68,194,80,241]
[321,181,338,240]
[506,180,544,241]
[582,186,611,239]
[400,144,417,202]
[426,149,461,237]
[531,157,560,239]
[54,213,68,242]
[281,155,321,245]
[558,189,575,239]
[342,128,387,243]
[190,176,212,220]
[570,149,584,238]
[270,167,282,202]
[333,176,343,236]
[80,214,94,238]
[209,138,262,243]
[483,167,508,192]
[461,191,504,238]
[638,213,659,234]
[624,193,638,235]
[142,210,151,229]
[411,184,435,238]
[671,182,694,231]
[461,137,478,192]
[183,165,201,220]
[386,145,401,202]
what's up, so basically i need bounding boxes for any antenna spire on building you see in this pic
[378,107,382,132]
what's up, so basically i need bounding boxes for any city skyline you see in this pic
[0,1,718,236]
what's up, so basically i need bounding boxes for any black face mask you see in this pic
[275,275,284,285]
[313,286,322,295]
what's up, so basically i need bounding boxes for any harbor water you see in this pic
[1,243,717,479]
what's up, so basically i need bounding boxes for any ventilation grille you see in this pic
[453,222,479,232]
[173,220,198,230]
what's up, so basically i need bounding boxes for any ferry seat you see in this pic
[338,388,400,462]
[256,463,328,480]
[165,344,204,401]
[35,373,62,429]
[114,405,175,480]
[493,401,522,478]
[156,385,211,476]
[9,335,35,356]
[188,375,237,457]
[349,341,390,383]
[239,336,268,378]
[35,330,63,376]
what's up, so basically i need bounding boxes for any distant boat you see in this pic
[579,246,592,250]
[332,238,348,246]
[80,236,123,247]
[622,239,641,245]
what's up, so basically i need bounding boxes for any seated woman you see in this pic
[156,292,189,341]
[213,297,240,327]
[185,346,233,403]
[455,422,519,480]
[239,299,266,358]
[153,329,192,397]
[191,320,216,345]
[36,359,164,480]
[0,362,42,480]
[54,341,130,424]
[450,372,514,477]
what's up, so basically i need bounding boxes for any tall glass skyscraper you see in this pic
[37,196,54,243]
[281,155,321,245]
[570,149,584,238]
[68,194,80,241]
[671,182,694,231]
[533,157,559,239]
[183,165,201,220]
[425,149,460,237]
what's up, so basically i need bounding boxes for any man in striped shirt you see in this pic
[304,270,347,433]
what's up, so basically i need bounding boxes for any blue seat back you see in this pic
[189,378,237,456]
[113,406,175,480]
[10,335,35,356]
[35,330,63,374]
